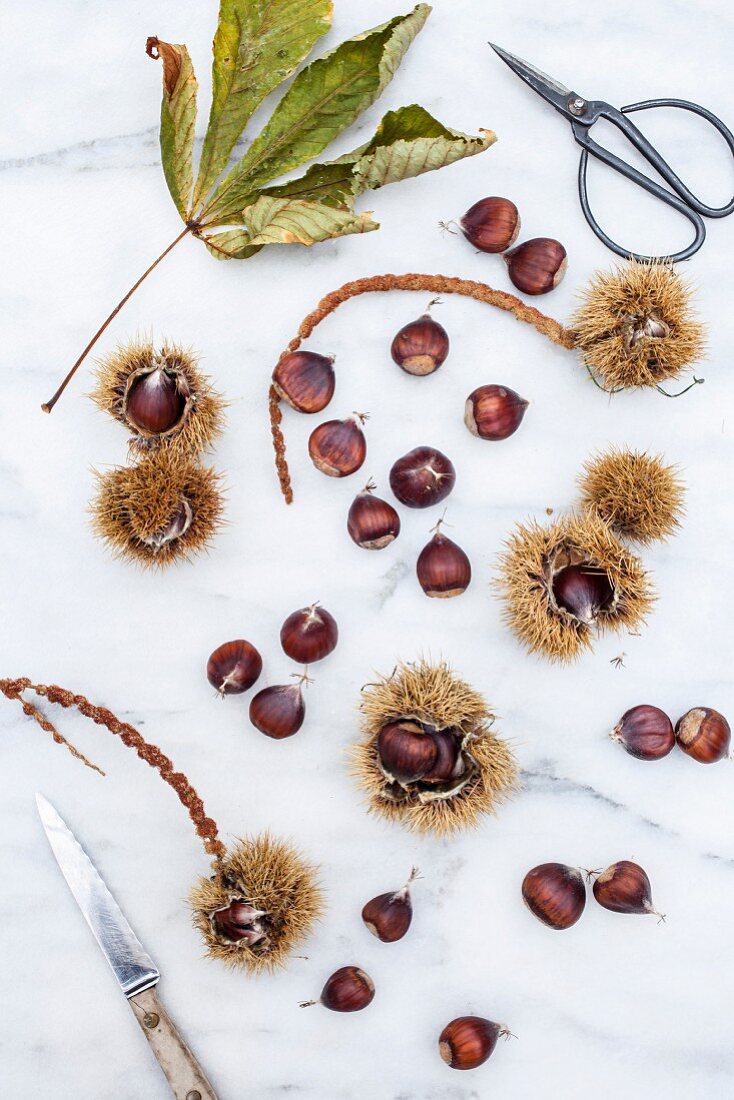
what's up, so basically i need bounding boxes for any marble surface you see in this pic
[2,1,734,1096]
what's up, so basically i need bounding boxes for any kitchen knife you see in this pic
[36,792,218,1100]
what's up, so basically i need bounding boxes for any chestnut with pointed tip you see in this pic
[553,565,614,625]
[611,705,675,761]
[522,863,586,930]
[362,868,420,942]
[377,720,438,784]
[272,350,335,413]
[390,446,456,509]
[416,522,472,598]
[439,1016,510,1070]
[675,707,731,764]
[207,640,263,696]
[308,414,367,477]
[465,385,528,441]
[280,605,338,664]
[212,899,267,945]
[347,482,401,550]
[125,365,187,435]
[592,861,664,919]
[391,310,449,376]
[249,674,310,739]
[504,237,567,295]
[460,196,521,253]
[300,966,375,1012]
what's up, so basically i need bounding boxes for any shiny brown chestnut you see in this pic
[207,640,263,696]
[592,861,664,919]
[308,413,367,477]
[377,720,438,784]
[439,1016,510,1070]
[460,196,521,253]
[272,351,335,413]
[465,385,529,441]
[391,310,449,376]
[422,728,461,782]
[675,707,731,764]
[347,482,401,550]
[280,604,338,664]
[362,868,420,942]
[389,446,456,509]
[553,565,614,625]
[522,863,586,930]
[611,705,675,761]
[249,675,309,739]
[503,237,567,295]
[125,365,187,435]
[212,899,266,945]
[140,497,193,552]
[301,966,375,1012]
[416,522,471,598]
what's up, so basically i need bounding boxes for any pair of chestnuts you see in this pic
[205,604,338,739]
[611,704,731,764]
[458,195,568,296]
[522,860,664,930]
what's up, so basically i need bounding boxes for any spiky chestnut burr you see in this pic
[91,341,225,458]
[579,448,685,544]
[90,450,224,568]
[496,511,654,663]
[352,660,518,836]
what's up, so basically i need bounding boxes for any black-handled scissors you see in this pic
[490,43,734,262]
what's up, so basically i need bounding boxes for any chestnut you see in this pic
[460,196,521,253]
[675,707,731,764]
[272,350,335,413]
[439,1016,509,1070]
[308,414,366,477]
[347,482,401,550]
[610,705,675,761]
[280,604,338,664]
[377,720,438,784]
[503,237,567,295]
[522,863,586,930]
[422,728,461,782]
[389,446,456,509]
[249,677,308,739]
[361,868,419,942]
[125,365,186,435]
[465,385,528,441]
[206,640,263,696]
[553,565,614,625]
[416,525,471,598]
[391,311,449,376]
[212,899,266,945]
[592,861,664,919]
[301,966,375,1012]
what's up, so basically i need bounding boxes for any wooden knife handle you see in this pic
[128,986,219,1100]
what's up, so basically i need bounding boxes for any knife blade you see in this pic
[36,793,219,1100]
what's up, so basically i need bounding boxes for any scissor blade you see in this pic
[36,793,160,998]
[489,43,579,117]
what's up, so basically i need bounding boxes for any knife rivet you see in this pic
[186,1092,202,1100]
[143,1012,160,1029]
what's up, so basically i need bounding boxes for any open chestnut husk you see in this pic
[675,707,731,764]
[91,341,225,457]
[390,446,456,509]
[207,639,263,696]
[347,482,401,550]
[460,196,520,254]
[272,351,335,413]
[522,863,586,930]
[308,413,367,477]
[416,521,471,598]
[465,385,528,441]
[610,705,675,761]
[301,966,375,1012]
[280,604,338,664]
[497,512,654,662]
[592,861,664,920]
[190,836,324,973]
[362,868,420,942]
[353,660,518,836]
[391,307,449,376]
[503,237,567,295]
[439,1016,511,1070]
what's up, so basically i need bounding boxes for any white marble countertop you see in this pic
[2,1,734,1096]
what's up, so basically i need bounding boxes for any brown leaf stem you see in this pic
[270,272,578,503]
[0,677,225,863]
[42,225,193,414]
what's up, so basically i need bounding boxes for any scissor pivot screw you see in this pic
[568,95,587,116]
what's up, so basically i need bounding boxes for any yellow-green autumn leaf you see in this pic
[202,229,264,260]
[240,196,378,246]
[202,4,431,223]
[192,0,333,210]
[146,38,198,220]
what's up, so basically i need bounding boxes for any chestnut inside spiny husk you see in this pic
[190,834,324,974]
[497,512,655,663]
[91,341,226,457]
[91,449,224,568]
[352,661,518,836]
